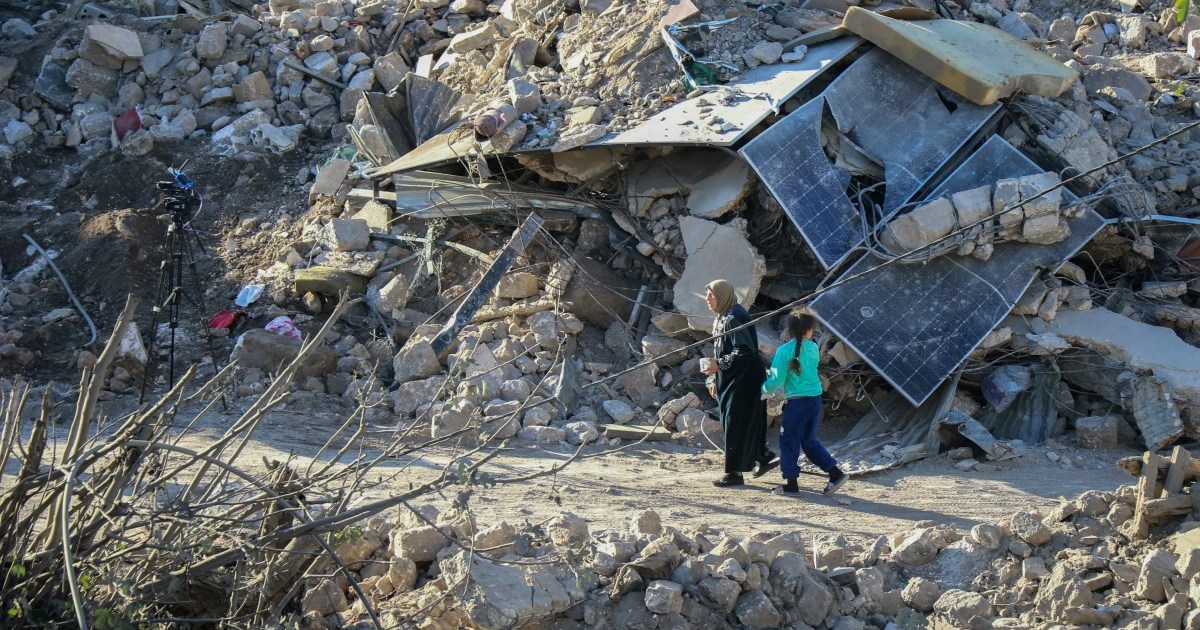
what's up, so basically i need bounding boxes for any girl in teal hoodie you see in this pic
[762,308,847,495]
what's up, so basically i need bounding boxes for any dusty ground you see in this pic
[127,394,1140,544]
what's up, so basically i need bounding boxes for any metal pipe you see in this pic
[22,233,98,348]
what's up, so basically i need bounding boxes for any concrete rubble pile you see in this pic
[286,462,1200,630]
[0,0,1199,457]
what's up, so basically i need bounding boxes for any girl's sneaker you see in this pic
[823,469,848,496]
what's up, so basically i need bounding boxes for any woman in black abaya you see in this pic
[700,279,778,487]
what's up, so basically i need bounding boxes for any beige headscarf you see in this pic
[706,279,735,315]
[706,279,736,335]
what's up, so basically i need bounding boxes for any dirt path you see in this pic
[153,397,1139,547]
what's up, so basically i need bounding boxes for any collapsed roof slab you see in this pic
[673,216,766,331]
[841,8,1078,106]
[595,36,862,147]
[368,37,862,178]
[741,48,1000,270]
[1028,308,1200,406]
[810,136,1105,406]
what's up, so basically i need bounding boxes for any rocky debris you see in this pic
[48,443,1200,630]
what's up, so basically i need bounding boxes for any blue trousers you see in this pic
[780,396,837,480]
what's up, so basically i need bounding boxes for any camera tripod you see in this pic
[139,169,221,403]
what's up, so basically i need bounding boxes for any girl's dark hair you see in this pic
[787,308,818,374]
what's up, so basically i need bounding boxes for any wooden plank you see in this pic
[1143,495,1193,519]
[1118,451,1200,480]
[602,424,673,441]
[1165,445,1192,495]
[1134,451,1166,539]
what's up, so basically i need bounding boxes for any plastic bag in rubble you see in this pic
[982,364,1033,412]
[265,315,301,340]
[234,283,265,307]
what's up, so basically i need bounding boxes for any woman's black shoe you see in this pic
[752,452,780,478]
[713,474,744,487]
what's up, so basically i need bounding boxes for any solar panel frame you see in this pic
[810,136,1105,406]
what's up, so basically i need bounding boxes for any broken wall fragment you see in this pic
[841,8,1078,106]
[672,217,766,332]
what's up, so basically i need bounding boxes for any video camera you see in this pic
[156,167,197,220]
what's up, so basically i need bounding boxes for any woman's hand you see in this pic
[699,358,718,375]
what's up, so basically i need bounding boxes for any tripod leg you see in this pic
[180,225,229,410]
[139,229,176,404]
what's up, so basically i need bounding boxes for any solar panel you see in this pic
[811,136,1105,406]
[741,98,860,270]
[741,49,1001,270]
[822,49,1001,216]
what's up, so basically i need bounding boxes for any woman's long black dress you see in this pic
[714,304,769,474]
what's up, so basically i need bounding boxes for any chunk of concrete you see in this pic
[1041,309,1200,407]
[330,219,370,251]
[880,197,956,252]
[626,159,687,216]
[232,329,337,378]
[393,339,442,385]
[448,22,498,53]
[496,272,539,299]
[841,8,1077,105]
[645,580,684,614]
[310,158,352,201]
[688,157,754,219]
[626,150,753,219]
[673,217,766,331]
[439,548,587,627]
[197,23,228,60]
[1075,415,1118,449]
[79,24,143,70]
[65,58,118,97]
[508,78,541,114]
[233,71,273,103]
[1141,52,1195,79]
[374,51,409,92]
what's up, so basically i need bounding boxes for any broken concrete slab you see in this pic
[309,158,352,202]
[439,549,589,628]
[687,156,754,220]
[79,24,144,70]
[1037,309,1200,405]
[626,159,687,216]
[841,9,1077,106]
[330,218,370,252]
[673,217,766,331]
[294,266,369,297]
